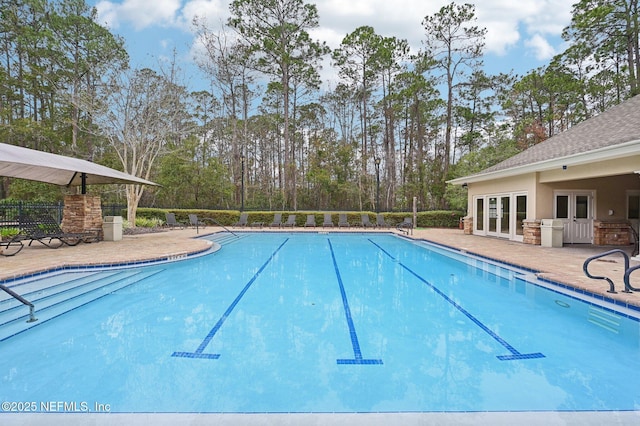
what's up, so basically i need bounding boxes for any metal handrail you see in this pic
[582,249,630,294]
[624,264,640,293]
[195,217,238,237]
[627,221,639,257]
[0,284,37,322]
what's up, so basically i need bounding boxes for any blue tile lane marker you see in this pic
[172,238,290,360]
[368,239,545,361]
[328,239,383,365]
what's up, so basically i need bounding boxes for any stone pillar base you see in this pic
[463,216,473,235]
[523,219,541,245]
[62,195,104,241]
[593,220,631,246]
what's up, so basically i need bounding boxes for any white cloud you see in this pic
[93,0,576,78]
[525,34,557,61]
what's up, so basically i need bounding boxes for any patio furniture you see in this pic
[165,212,186,229]
[234,213,249,227]
[283,214,296,227]
[360,214,375,227]
[376,214,390,228]
[304,214,316,227]
[18,215,97,248]
[270,213,283,227]
[397,217,413,233]
[322,213,334,227]
[338,214,350,228]
[0,234,26,256]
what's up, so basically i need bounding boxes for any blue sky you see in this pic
[89,0,576,93]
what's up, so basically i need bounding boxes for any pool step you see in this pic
[0,269,161,341]
[587,306,621,334]
[207,232,246,246]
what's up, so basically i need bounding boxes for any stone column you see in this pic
[62,195,104,240]
[463,216,473,235]
[523,219,541,245]
[593,220,631,246]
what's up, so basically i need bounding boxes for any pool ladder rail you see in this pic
[0,284,37,323]
[583,249,640,293]
[0,269,162,341]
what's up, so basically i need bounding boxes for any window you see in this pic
[476,198,484,231]
[556,195,569,219]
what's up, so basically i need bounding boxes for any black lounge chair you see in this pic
[376,214,390,228]
[189,214,218,229]
[234,212,249,227]
[322,213,334,227]
[0,234,26,256]
[397,217,413,233]
[165,212,186,229]
[270,213,283,227]
[283,214,296,227]
[305,214,316,227]
[338,214,350,228]
[18,215,97,248]
[360,214,375,227]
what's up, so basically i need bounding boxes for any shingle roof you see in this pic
[480,94,640,174]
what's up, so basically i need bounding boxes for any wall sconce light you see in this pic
[461,183,468,189]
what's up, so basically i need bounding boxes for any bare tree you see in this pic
[94,66,191,225]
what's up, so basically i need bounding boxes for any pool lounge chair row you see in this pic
[165,211,412,231]
[249,213,405,229]
[1,214,99,256]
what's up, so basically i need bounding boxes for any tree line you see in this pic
[1,0,639,224]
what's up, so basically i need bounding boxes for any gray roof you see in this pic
[480,94,640,175]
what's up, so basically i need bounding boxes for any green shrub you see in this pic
[0,227,20,240]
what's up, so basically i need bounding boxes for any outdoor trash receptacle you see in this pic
[103,216,123,241]
[540,219,564,248]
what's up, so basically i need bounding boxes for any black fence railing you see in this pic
[0,201,64,225]
[0,202,127,226]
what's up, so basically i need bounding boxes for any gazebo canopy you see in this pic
[0,143,157,191]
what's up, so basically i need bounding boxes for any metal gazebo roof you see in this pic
[0,143,157,192]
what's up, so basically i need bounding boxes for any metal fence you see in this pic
[0,201,64,224]
[0,201,127,226]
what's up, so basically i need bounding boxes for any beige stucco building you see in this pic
[450,94,640,247]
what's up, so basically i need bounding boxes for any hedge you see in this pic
[134,208,465,228]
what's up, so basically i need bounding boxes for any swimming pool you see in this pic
[1,232,640,415]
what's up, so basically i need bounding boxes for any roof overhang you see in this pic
[449,138,640,186]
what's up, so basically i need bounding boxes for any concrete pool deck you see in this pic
[2,226,640,426]
[2,226,639,309]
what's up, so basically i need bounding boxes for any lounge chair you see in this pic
[189,214,218,229]
[397,217,413,233]
[304,214,316,227]
[283,214,296,227]
[165,212,186,229]
[189,214,205,228]
[322,213,334,227]
[376,214,390,228]
[18,215,96,248]
[0,234,26,256]
[360,214,375,227]
[338,213,350,228]
[234,212,249,227]
[270,213,283,227]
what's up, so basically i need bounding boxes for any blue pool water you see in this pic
[1,232,639,413]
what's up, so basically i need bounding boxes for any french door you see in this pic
[478,193,526,241]
[555,191,594,244]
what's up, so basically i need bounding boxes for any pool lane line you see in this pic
[368,239,545,361]
[172,238,290,360]
[327,239,383,365]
